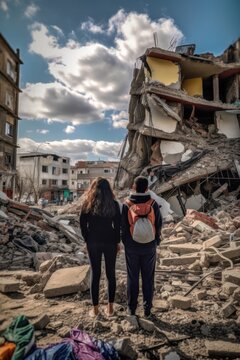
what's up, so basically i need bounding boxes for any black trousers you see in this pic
[125,246,156,312]
[87,242,117,306]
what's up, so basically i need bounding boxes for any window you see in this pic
[72,181,74,185]
[5,122,14,137]
[62,180,68,186]
[42,166,48,173]
[52,179,57,185]
[7,59,16,82]
[5,92,14,111]
[72,170,74,174]
[62,158,67,163]
[5,153,12,166]
[53,155,58,161]
[52,167,60,175]
[42,179,47,185]
[62,168,68,174]
[104,169,110,173]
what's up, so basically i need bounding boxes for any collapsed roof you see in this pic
[114,40,240,215]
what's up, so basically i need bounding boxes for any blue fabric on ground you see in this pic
[24,342,76,360]
[94,339,119,360]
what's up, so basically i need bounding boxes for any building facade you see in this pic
[17,152,70,202]
[0,34,22,198]
[70,161,118,198]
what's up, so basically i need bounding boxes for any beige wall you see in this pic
[182,77,203,96]
[146,57,180,88]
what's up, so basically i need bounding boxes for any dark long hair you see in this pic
[81,177,116,217]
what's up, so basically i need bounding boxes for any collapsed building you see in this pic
[115,40,240,216]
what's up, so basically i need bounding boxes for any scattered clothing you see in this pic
[94,339,119,360]
[64,329,104,360]
[0,341,16,360]
[1,315,35,360]
[25,342,76,360]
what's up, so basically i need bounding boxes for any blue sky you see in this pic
[1,0,239,162]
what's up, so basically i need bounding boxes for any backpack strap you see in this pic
[125,199,134,208]
[146,198,155,206]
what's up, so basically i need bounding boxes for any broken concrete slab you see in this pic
[168,243,202,255]
[33,314,50,330]
[205,340,240,358]
[0,279,20,293]
[221,301,236,318]
[110,338,137,360]
[222,282,238,296]
[138,318,155,332]
[170,295,191,310]
[194,290,207,300]
[192,220,215,233]
[222,269,240,286]
[43,265,90,298]
[161,254,199,266]
[202,235,223,249]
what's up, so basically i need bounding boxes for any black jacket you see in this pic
[79,200,121,245]
[122,192,162,249]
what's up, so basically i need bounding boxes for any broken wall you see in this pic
[215,111,240,139]
[146,57,180,89]
[182,77,203,97]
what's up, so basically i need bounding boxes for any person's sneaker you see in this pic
[144,309,154,319]
[127,308,136,316]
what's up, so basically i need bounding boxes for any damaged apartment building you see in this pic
[0,34,22,198]
[115,39,240,216]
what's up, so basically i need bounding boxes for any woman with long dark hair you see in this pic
[80,177,121,317]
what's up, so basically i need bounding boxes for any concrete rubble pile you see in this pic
[0,191,87,271]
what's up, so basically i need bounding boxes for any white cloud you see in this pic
[111,111,128,128]
[0,0,8,13]
[81,19,104,34]
[22,12,183,126]
[18,137,121,162]
[24,3,39,18]
[51,25,64,37]
[36,129,49,134]
[19,82,103,125]
[64,125,75,134]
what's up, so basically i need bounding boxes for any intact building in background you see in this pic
[0,33,22,198]
[17,152,70,202]
[70,160,118,198]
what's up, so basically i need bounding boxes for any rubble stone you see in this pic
[168,243,202,255]
[222,282,238,296]
[202,235,222,249]
[33,314,50,330]
[161,254,199,266]
[110,338,137,360]
[194,290,207,300]
[205,340,240,357]
[221,301,236,318]
[43,265,90,297]
[170,295,191,310]
[222,269,240,286]
[0,279,20,293]
[138,318,155,332]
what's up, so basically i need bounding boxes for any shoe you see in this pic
[144,309,152,318]
[127,308,136,316]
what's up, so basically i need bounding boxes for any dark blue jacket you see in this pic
[121,192,162,249]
